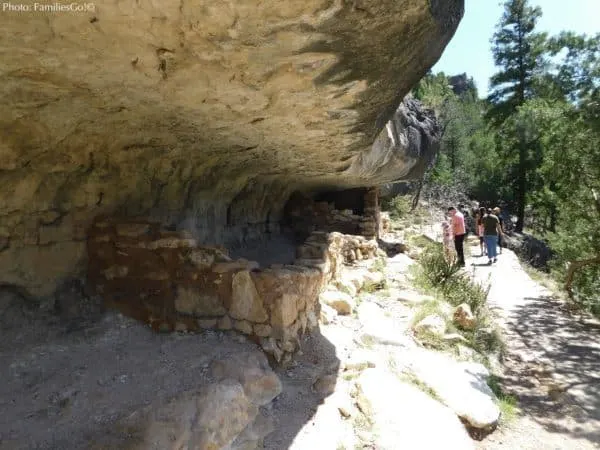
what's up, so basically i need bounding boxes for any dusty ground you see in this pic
[466,238,600,450]
[0,290,266,450]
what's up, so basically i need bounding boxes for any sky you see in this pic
[432,0,600,97]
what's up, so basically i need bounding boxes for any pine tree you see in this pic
[487,0,547,232]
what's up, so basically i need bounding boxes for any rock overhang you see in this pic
[0,0,463,296]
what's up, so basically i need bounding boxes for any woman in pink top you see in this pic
[447,206,466,266]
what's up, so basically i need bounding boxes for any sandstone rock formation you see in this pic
[0,0,463,299]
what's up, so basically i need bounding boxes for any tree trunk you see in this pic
[515,140,527,232]
[549,205,557,233]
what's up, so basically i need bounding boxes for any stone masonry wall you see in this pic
[87,217,379,363]
[284,187,380,242]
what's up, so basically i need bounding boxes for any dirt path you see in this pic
[467,239,600,449]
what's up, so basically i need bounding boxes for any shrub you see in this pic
[416,243,490,314]
[418,243,462,285]
[382,195,412,220]
[441,274,490,314]
[412,241,503,358]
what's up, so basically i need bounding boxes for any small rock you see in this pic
[362,270,384,288]
[233,319,254,335]
[260,337,284,363]
[312,374,338,396]
[319,303,338,325]
[197,318,217,329]
[337,395,355,418]
[413,314,446,335]
[218,315,233,330]
[253,323,272,337]
[343,350,377,372]
[357,302,409,347]
[320,290,356,315]
[174,322,188,332]
[453,303,476,330]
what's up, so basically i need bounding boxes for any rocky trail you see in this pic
[467,238,600,450]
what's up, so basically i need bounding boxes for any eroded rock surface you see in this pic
[407,351,501,430]
[355,368,475,449]
[0,0,462,297]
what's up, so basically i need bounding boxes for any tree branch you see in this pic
[564,254,600,299]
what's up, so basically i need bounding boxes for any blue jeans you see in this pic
[484,235,498,259]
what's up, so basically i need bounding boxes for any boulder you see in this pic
[128,380,258,450]
[210,352,282,406]
[230,412,275,450]
[288,387,358,450]
[355,369,474,449]
[408,351,501,429]
[357,302,410,347]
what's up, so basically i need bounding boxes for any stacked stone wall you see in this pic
[284,188,380,241]
[87,218,379,362]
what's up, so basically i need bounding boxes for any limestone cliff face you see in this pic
[0,0,463,297]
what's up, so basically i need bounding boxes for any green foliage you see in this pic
[412,244,503,358]
[418,243,463,286]
[412,2,600,313]
[487,375,519,423]
[416,244,489,315]
[371,256,387,273]
[487,0,548,124]
[400,372,444,403]
[442,274,490,315]
[382,195,412,220]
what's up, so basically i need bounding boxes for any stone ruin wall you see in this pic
[87,190,381,363]
[284,187,380,242]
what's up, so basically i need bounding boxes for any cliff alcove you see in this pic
[0,0,460,304]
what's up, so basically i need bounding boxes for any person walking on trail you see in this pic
[448,206,466,267]
[476,206,486,257]
[459,203,472,235]
[493,206,505,254]
[482,208,503,265]
[441,219,455,264]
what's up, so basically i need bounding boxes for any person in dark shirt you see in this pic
[482,208,502,265]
